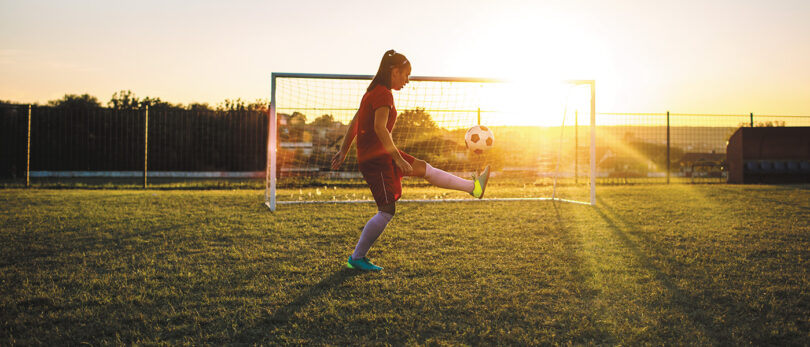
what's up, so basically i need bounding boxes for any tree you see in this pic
[140,96,180,111]
[247,99,269,112]
[310,114,335,128]
[108,90,140,109]
[725,120,787,142]
[392,108,439,144]
[187,103,214,112]
[754,120,786,127]
[218,98,247,111]
[289,112,307,125]
[107,90,184,111]
[0,100,30,107]
[284,112,308,142]
[47,94,102,109]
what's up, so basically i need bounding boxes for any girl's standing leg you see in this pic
[352,202,395,260]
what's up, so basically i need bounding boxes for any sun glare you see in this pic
[478,80,592,127]
[446,15,600,127]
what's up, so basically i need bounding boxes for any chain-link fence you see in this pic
[2,104,808,188]
[1,105,267,188]
[595,112,810,184]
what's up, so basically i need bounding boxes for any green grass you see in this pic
[0,175,725,190]
[1,185,809,345]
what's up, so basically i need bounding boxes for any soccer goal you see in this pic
[265,73,595,211]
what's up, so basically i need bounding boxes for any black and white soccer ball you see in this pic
[464,125,494,154]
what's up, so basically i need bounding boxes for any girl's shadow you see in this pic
[267,268,363,325]
[232,267,366,342]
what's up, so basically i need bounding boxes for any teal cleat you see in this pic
[471,165,491,199]
[347,256,383,271]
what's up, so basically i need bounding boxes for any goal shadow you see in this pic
[593,197,735,343]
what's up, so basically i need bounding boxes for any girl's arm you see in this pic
[339,111,359,153]
[373,106,413,174]
[330,111,359,170]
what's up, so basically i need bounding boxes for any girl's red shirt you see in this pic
[356,84,397,163]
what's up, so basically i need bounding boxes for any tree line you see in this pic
[1,90,269,112]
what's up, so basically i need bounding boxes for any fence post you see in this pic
[144,105,149,188]
[575,110,578,185]
[666,110,670,184]
[750,112,754,127]
[26,104,31,188]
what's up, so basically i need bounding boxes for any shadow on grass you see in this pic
[594,197,735,344]
[0,212,208,270]
[550,201,615,343]
[551,202,596,292]
[713,185,810,212]
[268,268,363,324]
[233,268,364,341]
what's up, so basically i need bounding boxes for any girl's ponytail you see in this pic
[367,50,410,92]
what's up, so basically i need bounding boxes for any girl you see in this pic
[331,50,490,271]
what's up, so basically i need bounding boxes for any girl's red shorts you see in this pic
[358,150,416,209]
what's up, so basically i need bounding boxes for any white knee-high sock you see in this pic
[352,211,393,260]
[424,163,474,193]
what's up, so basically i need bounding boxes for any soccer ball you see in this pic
[465,125,494,154]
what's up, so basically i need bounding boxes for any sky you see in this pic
[1,0,809,115]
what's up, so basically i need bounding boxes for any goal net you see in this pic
[266,73,595,210]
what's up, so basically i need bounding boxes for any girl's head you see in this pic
[367,49,411,92]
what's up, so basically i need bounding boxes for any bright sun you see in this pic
[475,80,593,127]
[446,17,600,127]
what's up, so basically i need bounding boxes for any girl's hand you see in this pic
[395,156,413,175]
[331,149,347,170]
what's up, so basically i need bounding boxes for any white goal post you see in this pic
[265,73,595,211]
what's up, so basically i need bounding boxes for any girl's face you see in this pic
[391,66,411,91]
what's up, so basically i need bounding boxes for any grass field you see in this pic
[1,185,809,345]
